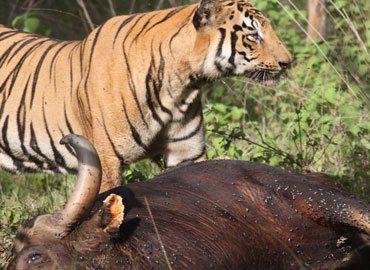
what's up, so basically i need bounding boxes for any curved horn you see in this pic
[55,134,102,237]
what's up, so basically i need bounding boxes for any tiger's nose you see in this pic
[279,59,294,70]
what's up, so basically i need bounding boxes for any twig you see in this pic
[107,0,116,17]
[156,0,165,10]
[208,128,301,168]
[168,0,177,7]
[144,196,172,270]
[7,0,20,25]
[21,7,84,21]
[76,0,94,31]
[129,0,136,14]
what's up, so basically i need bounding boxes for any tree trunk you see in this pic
[307,0,327,42]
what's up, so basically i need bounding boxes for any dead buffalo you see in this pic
[7,134,370,270]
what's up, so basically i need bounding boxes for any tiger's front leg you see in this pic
[162,90,207,168]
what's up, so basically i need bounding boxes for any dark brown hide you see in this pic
[8,160,370,270]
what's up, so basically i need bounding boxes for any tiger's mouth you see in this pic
[245,69,284,86]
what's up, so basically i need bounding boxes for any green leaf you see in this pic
[324,87,337,105]
[24,17,40,33]
[358,64,367,76]
[213,103,227,114]
[348,125,360,136]
[231,107,246,120]
[360,138,370,150]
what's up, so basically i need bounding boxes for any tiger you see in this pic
[0,0,293,192]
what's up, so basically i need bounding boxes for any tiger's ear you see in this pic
[194,0,222,29]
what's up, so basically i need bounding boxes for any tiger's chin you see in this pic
[260,78,279,87]
[244,69,281,87]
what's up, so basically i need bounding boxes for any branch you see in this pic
[76,0,94,31]
[208,128,301,169]
[107,0,116,17]
[168,0,177,7]
[129,0,136,14]
[156,0,165,10]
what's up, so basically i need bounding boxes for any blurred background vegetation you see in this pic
[0,0,369,267]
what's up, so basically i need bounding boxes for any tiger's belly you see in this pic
[0,125,79,174]
[0,104,81,174]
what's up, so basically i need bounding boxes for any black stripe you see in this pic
[83,24,105,110]
[169,18,190,56]
[16,75,31,144]
[145,60,164,127]
[237,3,243,12]
[0,31,19,42]
[30,41,60,108]
[0,38,26,68]
[172,97,201,122]
[1,115,11,154]
[68,42,81,97]
[168,119,203,143]
[76,90,92,130]
[145,6,187,33]
[113,15,137,46]
[57,128,77,161]
[215,28,227,72]
[228,31,238,66]
[29,122,58,171]
[166,145,206,168]
[15,76,45,168]
[6,37,43,65]
[5,39,49,99]
[42,97,66,167]
[49,41,73,81]
[217,28,226,57]
[237,50,257,62]
[101,114,125,164]
[154,44,172,116]
[61,102,78,159]
[121,96,148,151]
[0,116,23,171]
[79,39,86,74]
[131,14,158,46]
[121,14,148,127]
[0,88,6,117]
[63,102,75,135]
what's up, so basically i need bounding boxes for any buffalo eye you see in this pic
[28,253,41,264]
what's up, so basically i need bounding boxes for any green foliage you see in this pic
[12,13,52,36]
[202,0,370,198]
[0,171,75,266]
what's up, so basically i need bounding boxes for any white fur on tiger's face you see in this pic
[0,0,292,191]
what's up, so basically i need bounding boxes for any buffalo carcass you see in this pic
[8,135,370,270]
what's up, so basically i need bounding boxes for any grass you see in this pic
[0,171,76,267]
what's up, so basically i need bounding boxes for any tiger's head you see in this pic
[192,0,293,85]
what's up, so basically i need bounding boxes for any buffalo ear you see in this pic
[194,0,222,29]
[101,194,125,234]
